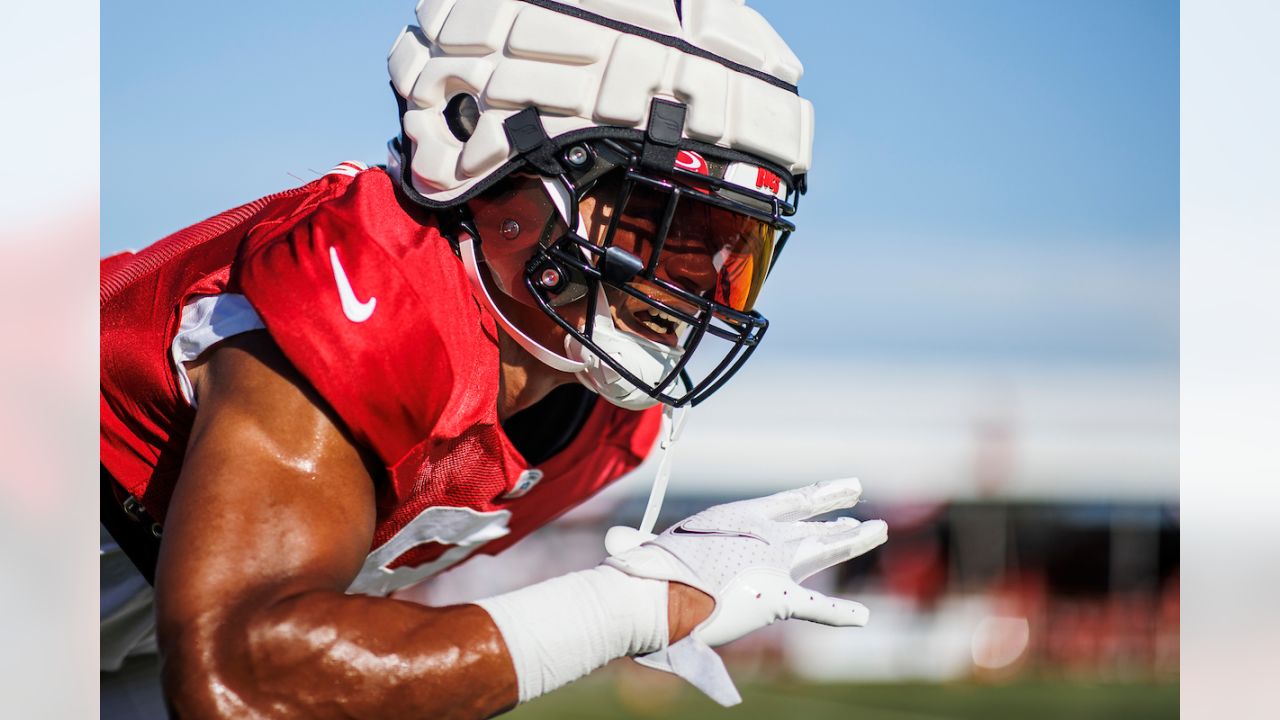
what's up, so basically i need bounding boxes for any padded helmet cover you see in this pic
[388,0,815,207]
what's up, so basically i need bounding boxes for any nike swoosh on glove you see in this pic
[604,478,888,706]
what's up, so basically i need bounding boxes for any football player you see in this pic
[100,1,888,717]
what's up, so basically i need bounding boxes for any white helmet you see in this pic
[387,0,814,408]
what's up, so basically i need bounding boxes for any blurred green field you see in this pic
[508,673,1178,720]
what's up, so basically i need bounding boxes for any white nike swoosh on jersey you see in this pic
[329,246,376,323]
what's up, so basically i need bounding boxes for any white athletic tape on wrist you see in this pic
[475,565,668,704]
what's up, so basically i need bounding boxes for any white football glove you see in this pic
[604,478,888,706]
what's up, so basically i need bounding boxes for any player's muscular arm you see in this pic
[155,332,709,719]
[154,331,515,719]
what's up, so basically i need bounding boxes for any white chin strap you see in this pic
[604,402,690,555]
[564,286,685,411]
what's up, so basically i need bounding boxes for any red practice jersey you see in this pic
[100,163,662,595]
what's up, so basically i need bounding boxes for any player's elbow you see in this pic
[157,609,280,719]
[159,591,359,718]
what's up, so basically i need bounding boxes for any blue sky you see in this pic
[103,0,1178,368]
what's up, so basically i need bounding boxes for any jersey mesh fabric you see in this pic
[381,427,511,569]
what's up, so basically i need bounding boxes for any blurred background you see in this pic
[101,1,1178,717]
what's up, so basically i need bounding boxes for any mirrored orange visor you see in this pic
[584,179,776,313]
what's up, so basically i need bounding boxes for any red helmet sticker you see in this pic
[754,167,782,194]
[723,162,789,199]
[674,149,710,176]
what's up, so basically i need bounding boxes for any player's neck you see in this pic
[495,328,574,423]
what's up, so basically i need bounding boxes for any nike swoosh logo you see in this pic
[671,520,769,544]
[329,246,376,323]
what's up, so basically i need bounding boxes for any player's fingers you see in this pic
[763,477,864,522]
[787,587,870,627]
[801,516,862,536]
[791,519,889,582]
[833,518,889,557]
